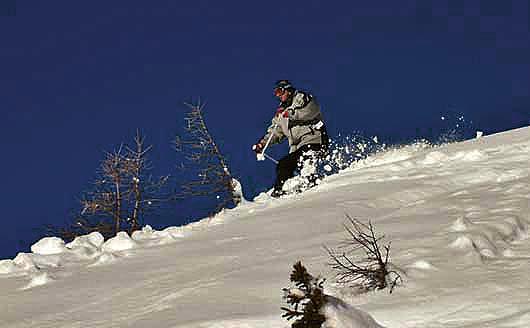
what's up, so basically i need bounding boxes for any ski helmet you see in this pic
[274,80,294,96]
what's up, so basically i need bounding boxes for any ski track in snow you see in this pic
[0,126,529,328]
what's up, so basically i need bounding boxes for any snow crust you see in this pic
[0,126,529,328]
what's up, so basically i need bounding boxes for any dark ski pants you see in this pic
[273,143,324,193]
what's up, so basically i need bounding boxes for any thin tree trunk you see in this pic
[114,175,121,234]
[131,179,141,233]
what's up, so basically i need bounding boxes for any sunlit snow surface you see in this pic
[1,126,529,328]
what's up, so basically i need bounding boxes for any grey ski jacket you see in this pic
[261,90,328,153]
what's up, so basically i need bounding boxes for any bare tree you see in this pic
[81,147,127,235]
[174,102,241,215]
[325,215,401,293]
[123,130,169,233]
[45,214,115,242]
[50,133,170,241]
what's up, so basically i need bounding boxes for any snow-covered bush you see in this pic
[281,261,327,328]
[325,215,401,293]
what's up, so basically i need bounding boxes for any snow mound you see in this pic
[162,226,187,239]
[490,217,529,242]
[132,225,179,246]
[13,253,37,271]
[231,178,247,204]
[131,225,157,241]
[506,216,529,239]
[323,296,385,328]
[31,253,62,269]
[21,272,54,290]
[89,252,119,267]
[66,243,101,260]
[1,225,192,277]
[66,231,105,249]
[449,233,498,258]
[450,213,529,261]
[102,232,137,252]
[31,237,66,255]
[65,231,106,259]
[252,191,273,202]
[198,295,387,328]
[450,216,474,232]
[409,260,436,270]
[0,260,17,274]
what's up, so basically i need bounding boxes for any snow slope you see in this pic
[1,126,529,328]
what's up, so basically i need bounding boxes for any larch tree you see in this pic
[174,102,241,215]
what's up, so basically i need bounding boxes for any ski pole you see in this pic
[262,152,278,164]
[256,123,277,162]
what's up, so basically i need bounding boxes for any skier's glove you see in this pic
[276,107,289,118]
[252,141,264,154]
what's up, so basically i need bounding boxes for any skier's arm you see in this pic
[261,116,285,146]
[287,92,321,122]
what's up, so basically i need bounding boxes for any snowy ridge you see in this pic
[0,126,529,328]
[0,221,223,281]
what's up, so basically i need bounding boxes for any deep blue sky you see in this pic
[1,1,529,259]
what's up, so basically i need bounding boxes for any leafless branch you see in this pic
[325,215,402,293]
[51,131,171,241]
[174,102,241,215]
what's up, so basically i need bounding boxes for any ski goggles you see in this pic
[274,87,286,97]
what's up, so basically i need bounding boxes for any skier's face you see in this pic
[274,88,291,102]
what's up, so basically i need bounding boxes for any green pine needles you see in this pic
[281,261,327,328]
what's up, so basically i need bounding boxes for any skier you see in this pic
[253,80,329,197]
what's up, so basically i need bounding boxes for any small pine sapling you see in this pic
[281,261,327,328]
[325,215,402,293]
